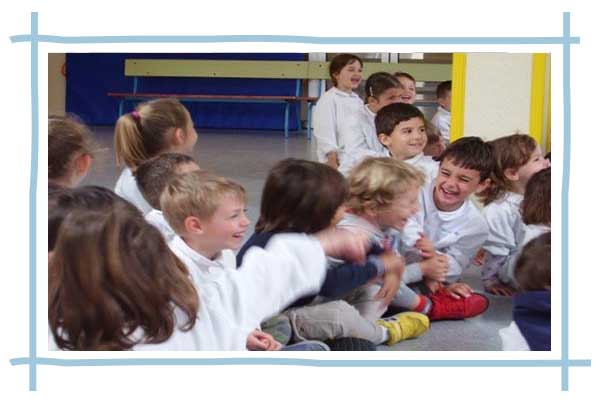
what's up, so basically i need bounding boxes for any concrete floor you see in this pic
[83,126,513,351]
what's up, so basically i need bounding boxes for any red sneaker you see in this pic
[428,288,489,321]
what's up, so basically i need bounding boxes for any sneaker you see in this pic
[377,312,430,346]
[428,288,489,321]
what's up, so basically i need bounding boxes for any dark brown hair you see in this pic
[375,102,425,136]
[515,232,551,291]
[438,137,495,182]
[521,167,550,226]
[48,115,93,181]
[135,153,199,210]
[49,207,199,350]
[255,158,348,234]
[436,80,452,99]
[114,98,190,168]
[329,53,363,87]
[393,72,416,84]
[364,72,400,103]
[478,134,537,205]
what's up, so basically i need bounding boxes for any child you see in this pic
[49,189,368,350]
[499,232,551,351]
[478,134,550,296]
[337,72,402,176]
[430,80,452,144]
[237,158,429,347]
[519,167,550,246]
[376,102,439,183]
[397,137,493,319]
[423,131,445,161]
[114,98,198,214]
[48,115,94,189]
[313,53,364,169]
[134,153,202,241]
[393,72,417,105]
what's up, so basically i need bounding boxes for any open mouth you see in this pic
[439,186,458,199]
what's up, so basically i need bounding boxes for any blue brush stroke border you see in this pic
[9,11,589,393]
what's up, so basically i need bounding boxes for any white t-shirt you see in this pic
[114,167,153,215]
[404,153,439,184]
[313,87,365,163]
[49,234,327,351]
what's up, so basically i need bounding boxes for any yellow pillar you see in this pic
[449,53,467,142]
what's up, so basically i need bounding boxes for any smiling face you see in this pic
[333,60,363,92]
[398,76,417,104]
[375,184,420,230]
[378,117,427,160]
[201,193,250,253]
[433,158,488,212]
[512,145,550,192]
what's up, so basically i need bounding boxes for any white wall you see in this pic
[463,53,532,141]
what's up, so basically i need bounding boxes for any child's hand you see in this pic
[473,248,486,266]
[316,228,368,264]
[375,272,401,307]
[415,233,435,259]
[424,279,442,294]
[419,253,449,282]
[246,330,282,351]
[379,251,405,279]
[325,151,339,169]
[445,282,473,299]
[484,282,516,297]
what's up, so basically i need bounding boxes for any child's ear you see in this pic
[75,154,92,177]
[475,178,492,194]
[504,167,519,182]
[172,127,186,146]
[183,216,204,235]
[378,133,391,147]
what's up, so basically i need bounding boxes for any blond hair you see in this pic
[346,157,424,214]
[161,171,246,235]
[114,98,190,168]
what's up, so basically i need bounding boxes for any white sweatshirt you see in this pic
[145,209,177,242]
[401,180,489,283]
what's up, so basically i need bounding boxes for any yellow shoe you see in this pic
[377,312,430,345]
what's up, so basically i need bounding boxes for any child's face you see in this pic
[376,185,420,230]
[398,77,417,104]
[515,146,550,189]
[433,158,486,211]
[334,60,363,92]
[379,117,427,160]
[369,87,402,113]
[202,194,250,252]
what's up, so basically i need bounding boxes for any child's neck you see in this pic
[509,183,526,195]
[182,236,222,261]
[390,150,419,161]
[336,85,353,94]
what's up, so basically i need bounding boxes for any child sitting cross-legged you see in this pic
[237,158,429,348]
[396,137,492,320]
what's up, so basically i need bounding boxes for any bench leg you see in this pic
[284,102,290,138]
[307,103,313,140]
[118,100,124,117]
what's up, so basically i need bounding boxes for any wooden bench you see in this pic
[108,59,451,138]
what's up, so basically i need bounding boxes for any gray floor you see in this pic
[82,126,513,351]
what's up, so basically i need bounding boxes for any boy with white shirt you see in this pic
[376,102,440,183]
[135,153,201,242]
[431,81,452,144]
[395,137,493,320]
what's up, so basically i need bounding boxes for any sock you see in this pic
[414,295,432,314]
[377,326,389,345]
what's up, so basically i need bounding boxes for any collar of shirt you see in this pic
[405,152,425,165]
[364,104,377,118]
[504,191,524,208]
[170,235,229,273]
[338,212,387,243]
[331,86,361,99]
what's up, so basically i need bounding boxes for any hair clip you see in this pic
[131,110,141,121]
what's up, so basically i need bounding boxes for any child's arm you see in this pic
[313,96,340,166]
[440,222,489,282]
[226,230,367,331]
[482,204,521,285]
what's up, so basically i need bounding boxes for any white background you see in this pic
[0,0,598,402]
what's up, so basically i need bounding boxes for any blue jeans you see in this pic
[281,341,330,351]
